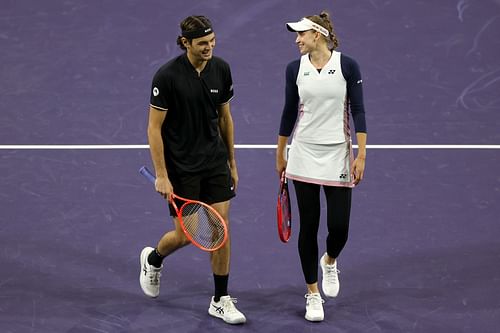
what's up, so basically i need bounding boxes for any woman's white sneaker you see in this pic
[304,293,324,322]
[320,253,340,297]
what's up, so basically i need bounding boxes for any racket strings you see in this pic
[280,192,291,225]
[277,188,291,242]
[181,203,226,249]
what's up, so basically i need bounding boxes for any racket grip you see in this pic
[139,166,156,184]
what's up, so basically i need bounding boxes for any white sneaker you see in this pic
[305,293,324,322]
[139,247,162,298]
[208,295,246,324]
[320,253,340,297]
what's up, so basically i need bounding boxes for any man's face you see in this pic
[185,32,216,62]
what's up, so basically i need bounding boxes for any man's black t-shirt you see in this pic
[150,53,234,174]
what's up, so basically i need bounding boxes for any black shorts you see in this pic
[168,162,235,216]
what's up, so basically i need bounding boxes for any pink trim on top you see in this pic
[343,96,351,142]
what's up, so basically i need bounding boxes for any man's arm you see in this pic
[217,102,238,191]
[147,106,173,199]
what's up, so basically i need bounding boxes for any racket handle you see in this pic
[139,166,156,184]
[140,165,176,205]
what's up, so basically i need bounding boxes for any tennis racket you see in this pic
[277,170,291,243]
[139,166,228,252]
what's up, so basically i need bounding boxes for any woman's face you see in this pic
[295,30,319,54]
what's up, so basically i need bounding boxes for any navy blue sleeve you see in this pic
[279,60,300,136]
[341,54,367,133]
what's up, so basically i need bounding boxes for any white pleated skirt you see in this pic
[286,140,355,188]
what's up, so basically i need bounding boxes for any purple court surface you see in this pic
[1,1,499,332]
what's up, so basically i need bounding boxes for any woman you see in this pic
[276,11,367,322]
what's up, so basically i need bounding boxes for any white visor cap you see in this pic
[286,18,329,37]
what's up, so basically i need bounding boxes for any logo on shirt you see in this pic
[210,89,219,93]
[339,173,348,180]
[303,71,310,76]
[328,69,336,74]
[153,87,159,96]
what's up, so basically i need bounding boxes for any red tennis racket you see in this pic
[139,166,228,252]
[277,170,291,242]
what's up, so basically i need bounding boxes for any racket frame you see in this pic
[139,166,228,252]
[277,170,292,242]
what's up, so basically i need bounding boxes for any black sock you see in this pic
[213,274,229,302]
[147,248,165,268]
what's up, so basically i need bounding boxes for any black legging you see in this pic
[293,180,352,284]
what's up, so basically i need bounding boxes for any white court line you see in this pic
[0,144,499,149]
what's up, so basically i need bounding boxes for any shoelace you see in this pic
[324,265,340,283]
[305,294,324,309]
[147,269,161,285]
[221,297,239,313]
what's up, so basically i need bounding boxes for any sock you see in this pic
[213,274,229,302]
[147,248,165,268]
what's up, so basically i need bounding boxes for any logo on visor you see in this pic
[153,87,159,96]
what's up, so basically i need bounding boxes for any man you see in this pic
[140,15,246,325]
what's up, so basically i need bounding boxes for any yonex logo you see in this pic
[153,87,159,96]
[210,89,219,93]
[304,72,310,76]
